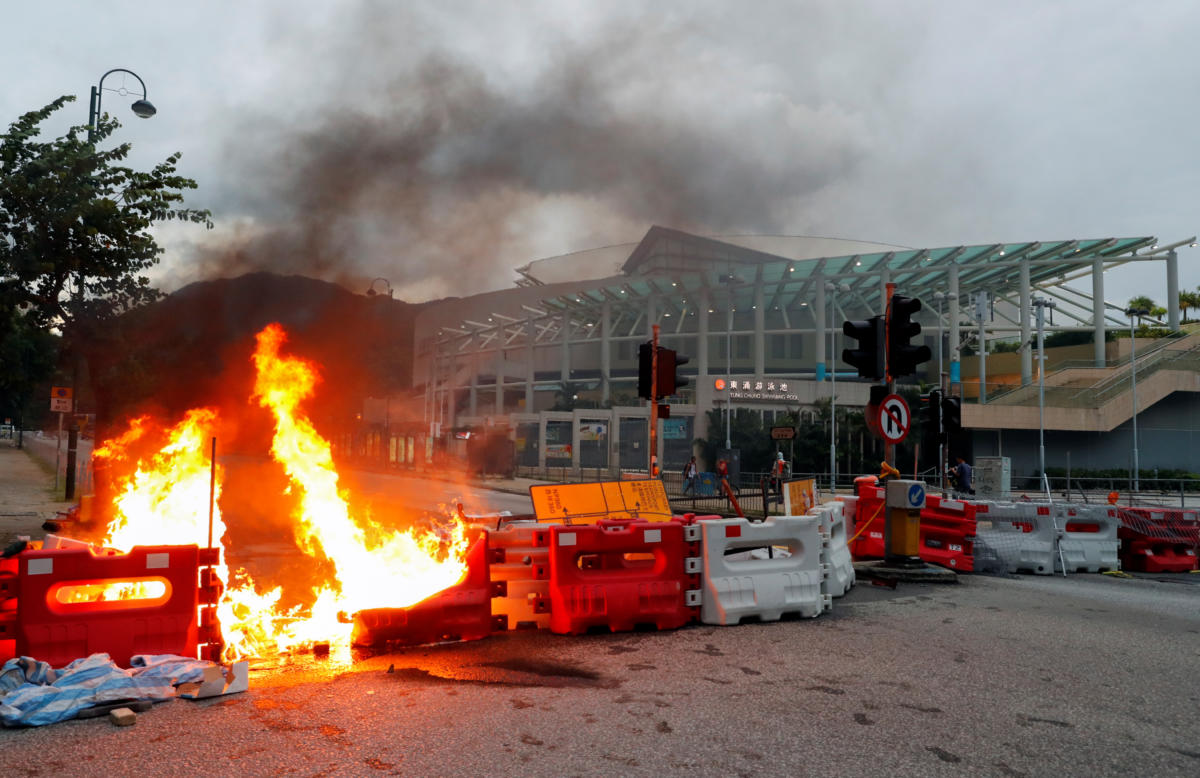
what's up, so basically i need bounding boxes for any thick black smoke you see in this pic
[189,6,871,299]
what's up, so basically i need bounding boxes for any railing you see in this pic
[982,340,1200,408]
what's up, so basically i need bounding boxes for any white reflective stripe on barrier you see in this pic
[806,501,855,598]
[1054,504,1119,573]
[698,515,824,625]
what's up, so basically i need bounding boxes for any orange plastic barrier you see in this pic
[352,532,504,646]
[547,518,700,634]
[919,495,977,571]
[1,544,220,668]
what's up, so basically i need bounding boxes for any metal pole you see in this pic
[725,309,732,449]
[649,324,660,476]
[829,287,836,495]
[1130,312,1140,493]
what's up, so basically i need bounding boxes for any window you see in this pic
[735,336,750,359]
[790,334,804,359]
[770,335,786,360]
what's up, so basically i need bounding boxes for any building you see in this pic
[412,226,1197,479]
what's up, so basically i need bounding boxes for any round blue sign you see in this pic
[907,483,924,508]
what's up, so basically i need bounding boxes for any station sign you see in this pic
[714,378,800,403]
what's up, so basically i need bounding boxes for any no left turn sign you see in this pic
[876,394,911,444]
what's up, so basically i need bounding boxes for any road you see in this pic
[1,569,1197,776]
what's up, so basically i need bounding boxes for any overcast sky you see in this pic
[5,0,1198,306]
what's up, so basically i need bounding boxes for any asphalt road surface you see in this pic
[2,570,1197,777]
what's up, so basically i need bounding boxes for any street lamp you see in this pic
[88,68,156,141]
[1125,306,1150,493]
[719,271,743,450]
[825,281,850,494]
[366,278,393,298]
[1033,297,1056,497]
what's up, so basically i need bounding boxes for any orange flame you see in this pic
[88,323,470,660]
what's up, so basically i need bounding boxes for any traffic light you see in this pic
[637,341,654,399]
[941,395,962,434]
[657,348,689,397]
[842,316,885,380]
[921,388,943,454]
[887,294,932,378]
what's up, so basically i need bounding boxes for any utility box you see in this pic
[884,479,925,560]
[975,457,1011,499]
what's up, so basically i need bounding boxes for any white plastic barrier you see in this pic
[974,502,1057,575]
[807,501,855,597]
[835,495,860,539]
[698,515,828,625]
[1055,504,1120,573]
[489,522,552,630]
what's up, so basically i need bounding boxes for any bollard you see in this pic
[884,479,925,567]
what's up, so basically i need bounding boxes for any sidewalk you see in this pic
[0,445,74,543]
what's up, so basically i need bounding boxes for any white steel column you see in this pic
[813,276,827,382]
[880,267,891,310]
[1092,258,1106,367]
[525,317,535,412]
[948,265,961,389]
[646,295,657,336]
[753,276,765,376]
[601,301,612,404]
[697,291,710,379]
[1167,249,1180,331]
[468,352,478,417]
[560,311,571,382]
[494,351,503,414]
[1019,259,1032,386]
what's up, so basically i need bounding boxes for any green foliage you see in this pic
[1,96,212,419]
[1043,329,1116,348]
[0,308,59,425]
[1179,290,1199,322]
[991,340,1023,354]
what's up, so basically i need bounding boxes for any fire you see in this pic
[87,322,470,660]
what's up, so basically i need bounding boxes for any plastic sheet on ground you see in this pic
[0,652,217,727]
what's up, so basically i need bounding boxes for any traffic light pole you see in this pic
[883,283,897,469]
[649,324,659,477]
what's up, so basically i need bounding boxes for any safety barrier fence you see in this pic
[837,479,1196,575]
[0,544,222,668]
[1115,507,1200,573]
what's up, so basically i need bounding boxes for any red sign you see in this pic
[875,394,911,444]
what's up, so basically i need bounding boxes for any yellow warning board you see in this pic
[783,478,816,515]
[529,479,674,524]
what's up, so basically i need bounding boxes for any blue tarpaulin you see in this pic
[0,653,217,727]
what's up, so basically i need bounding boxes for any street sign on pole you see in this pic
[50,386,74,414]
[876,393,911,444]
[770,426,797,441]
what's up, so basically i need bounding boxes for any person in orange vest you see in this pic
[773,452,788,504]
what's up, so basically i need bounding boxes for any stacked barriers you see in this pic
[1116,507,1200,573]
[0,544,222,668]
[919,495,977,572]
[489,522,552,630]
[807,501,855,597]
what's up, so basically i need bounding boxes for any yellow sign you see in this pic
[783,478,816,515]
[530,479,674,524]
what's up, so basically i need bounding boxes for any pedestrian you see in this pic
[773,451,788,504]
[952,455,974,496]
[682,456,697,495]
[717,458,729,482]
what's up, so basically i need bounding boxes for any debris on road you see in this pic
[108,707,136,727]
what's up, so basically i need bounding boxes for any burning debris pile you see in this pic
[88,322,470,661]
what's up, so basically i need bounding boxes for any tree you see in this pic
[1179,290,1198,323]
[1,96,211,422]
[0,307,60,432]
[1126,295,1156,326]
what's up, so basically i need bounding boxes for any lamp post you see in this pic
[64,69,157,500]
[825,281,849,494]
[1125,306,1150,493]
[88,69,156,141]
[1033,297,1056,496]
[719,272,742,450]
